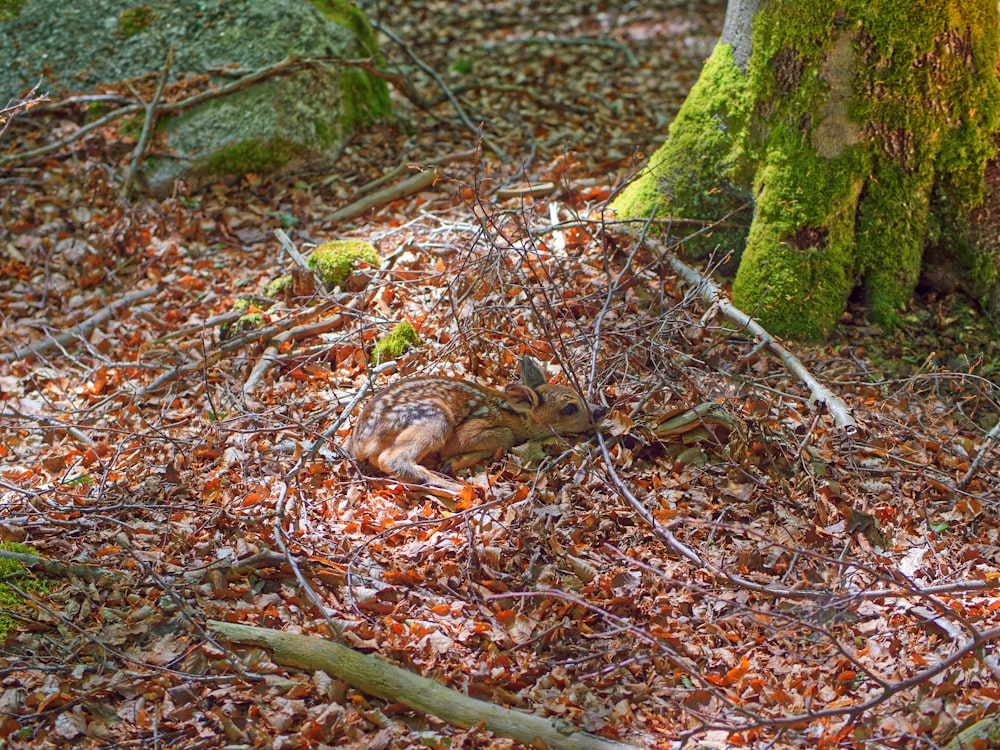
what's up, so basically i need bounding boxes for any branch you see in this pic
[120,46,174,199]
[0,286,159,363]
[371,20,507,161]
[653,244,858,435]
[323,166,440,222]
[208,621,638,750]
[0,549,126,582]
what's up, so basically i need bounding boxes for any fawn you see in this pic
[348,356,606,493]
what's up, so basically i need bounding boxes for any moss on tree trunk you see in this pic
[614,0,1000,338]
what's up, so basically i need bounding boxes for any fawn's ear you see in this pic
[505,383,541,413]
[520,356,546,389]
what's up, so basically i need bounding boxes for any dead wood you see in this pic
[208,620,640,750]
[119,46,174,200]
[324,167,440,223]
[0,286,159,363]
[0,548,127,582]
[650,243,858,435]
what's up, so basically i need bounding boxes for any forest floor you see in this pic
[3,1,1000,748]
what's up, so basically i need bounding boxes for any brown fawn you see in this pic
[349,356,606,493]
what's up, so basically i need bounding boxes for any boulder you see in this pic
[1,0,393,194]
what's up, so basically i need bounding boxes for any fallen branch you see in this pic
[0,56,318,168]
[649,243,858,435]
[341,148,476,203]
[372,20,508,161]
[0,548,127,582]
[0,286,159,363]
[135,298,339,398]
[120,46,174,199]
[958,417,1000,489]
[208,621,638,750]
[324,167,440,223]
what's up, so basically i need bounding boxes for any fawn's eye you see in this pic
[560,403,579,416]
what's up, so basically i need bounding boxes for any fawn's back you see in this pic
[348,357,605,492]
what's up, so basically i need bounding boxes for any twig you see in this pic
[0,286,159,363]
[1,82,49,140]
[272,482,345,641]
[273,229,312,271]
[371,20,508,161]
[0,548,125,581]
[651,243,858,435]
[958,417,1000,489]
[1,405,97,447]
[0,57,315,168]
[120,46,174,199]
[340,148,476,203]
[134,299,339,398]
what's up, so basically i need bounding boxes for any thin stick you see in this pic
[372,20,507,161]
[324,167,439,222]
[120,46,174,199]
[0,286,159,363]
[655,245,858,435]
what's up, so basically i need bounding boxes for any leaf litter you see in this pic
[2,1,1000,748]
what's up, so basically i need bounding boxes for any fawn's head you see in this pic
[504,356,606,436]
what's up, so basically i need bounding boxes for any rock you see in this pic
[1,0,393,195]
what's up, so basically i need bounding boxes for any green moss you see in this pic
[732,127,865,339]
[611,45,753,259]
[0,0,24,21]
[117,6,155,38]
[205,138,302,177]
[238,312,263,327]
[266,276,293,297]
[307,240,380,287]
[220,299,263,337]
[371,321,420,365]
[854,162,934,325]
[309,0,394,129]
[0,542,48,640]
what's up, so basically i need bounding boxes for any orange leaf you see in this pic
[726,656,751,683]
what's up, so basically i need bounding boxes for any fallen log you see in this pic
[208,620,640,750]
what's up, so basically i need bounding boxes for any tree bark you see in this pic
[614,0,1000,338]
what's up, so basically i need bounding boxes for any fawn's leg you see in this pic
[374,421,465,493]
[440,424,516,472]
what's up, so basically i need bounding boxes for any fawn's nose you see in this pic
[592,406,608,422]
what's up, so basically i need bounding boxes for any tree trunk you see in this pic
[613,0,1000,338]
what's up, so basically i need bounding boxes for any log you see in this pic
[208,620,640,750]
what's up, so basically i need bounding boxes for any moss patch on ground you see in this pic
[117,6,155,37]
[371,321,420,365]
[0,543,48,640]
[308,240,380,288]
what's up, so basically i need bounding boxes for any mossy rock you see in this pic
[371,321,419,365]
[307,240,380,288]
[0,0,394,196]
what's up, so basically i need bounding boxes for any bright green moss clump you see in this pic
[0,542,48,640]
[307,240,380,288]
[611,45,753,260]
[266,276,293,297]
[117,6,155,37]
[206,138,301,177]
[371,321,419,365]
